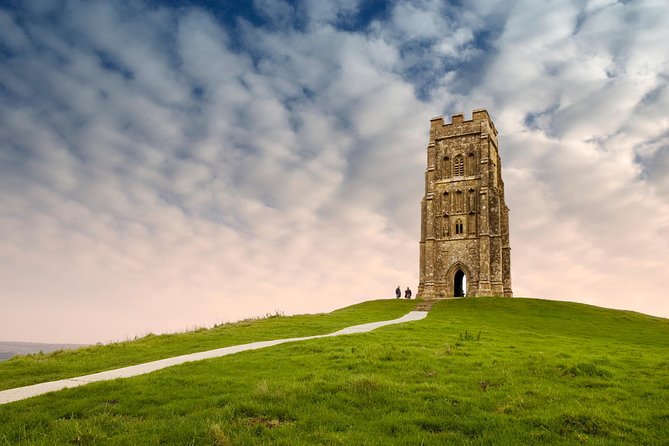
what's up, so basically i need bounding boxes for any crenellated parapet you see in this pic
[430,109,499,148]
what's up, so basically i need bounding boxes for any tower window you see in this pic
[455,219,464,235]
[454,155,464,176]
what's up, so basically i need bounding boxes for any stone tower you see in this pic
[417,109,512,299]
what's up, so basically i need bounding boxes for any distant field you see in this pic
[0,342,87,362]
[1,298,667,445]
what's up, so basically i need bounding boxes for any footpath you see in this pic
[0,310,428,405]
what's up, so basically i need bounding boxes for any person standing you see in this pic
[405,287,412,299]
[395,286,401,299]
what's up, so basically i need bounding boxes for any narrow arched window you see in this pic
[455,219,464,235]
[454,155,464,176]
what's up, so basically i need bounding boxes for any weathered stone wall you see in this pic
[417,109,513,299]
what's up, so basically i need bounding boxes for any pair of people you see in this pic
[395,286,412,299]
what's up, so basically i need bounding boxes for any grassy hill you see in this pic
[0,298,667,445]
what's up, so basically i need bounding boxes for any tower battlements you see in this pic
[429,109,498,147]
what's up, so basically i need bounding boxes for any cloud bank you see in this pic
[1,0,667,342]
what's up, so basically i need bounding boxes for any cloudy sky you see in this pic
[1,0,668,343]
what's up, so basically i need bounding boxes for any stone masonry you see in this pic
[417,109,512,299]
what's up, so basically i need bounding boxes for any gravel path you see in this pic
[0,310,428,405]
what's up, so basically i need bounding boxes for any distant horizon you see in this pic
[0,341,89,361]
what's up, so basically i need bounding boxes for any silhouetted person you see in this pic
[395,286,401,299]
[405,287,412,299]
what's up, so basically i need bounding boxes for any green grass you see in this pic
[0,299,414,391]
[1,297,668,445]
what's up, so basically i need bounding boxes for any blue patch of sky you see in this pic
[152,0,266,26]
[573,7,590,36]
[396,40,464,101]
[0,75,21,107]
[152,0,390,37]
[157,189,187,210]
[385,3,506,101]
[472,25,502,54]
[638,77,667,107]
[400,47,447,100]
[95,51,134,80]
[632,150,653,183]
[332,0,391,31]
[191,85,205,100]
[523,104,560,131]
[642,141,669,187]
[150,0,275,53]
[0,4,29,60]
[444,27,505,96]
[0,144,31,176]
[174,147,196,160]
[199,206,247,231]
[0,41,17,60]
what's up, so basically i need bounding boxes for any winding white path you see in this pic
[0,311,428,405]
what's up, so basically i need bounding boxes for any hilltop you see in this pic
[0,298,667,445]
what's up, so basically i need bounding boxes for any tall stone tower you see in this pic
[417,109,512,299]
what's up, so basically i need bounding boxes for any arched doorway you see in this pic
[454,269,466,297]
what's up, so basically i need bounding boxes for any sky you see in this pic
[1,0,668,344]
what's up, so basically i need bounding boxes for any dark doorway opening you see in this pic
[454,269,466,297]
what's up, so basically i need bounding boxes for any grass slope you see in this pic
[0,299,413,391]
[1,298,668,445]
